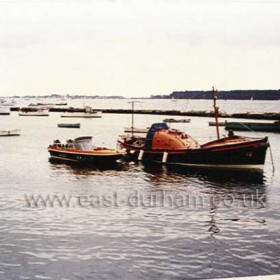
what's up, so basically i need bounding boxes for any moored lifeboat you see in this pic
[118,123,269,169]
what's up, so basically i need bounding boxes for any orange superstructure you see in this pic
[151,129,200,150]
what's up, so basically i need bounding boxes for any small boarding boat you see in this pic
[19,107,49,116]
[118,123,269,169]
[57,123,80,128]
[0,107,10,115]
[225,121,280,133]
[61,106,102,118]
[0,129,20,136]
[209,121,226,126]
[124,127,149,133]
[48,136,123,165]
[163,118,191,123]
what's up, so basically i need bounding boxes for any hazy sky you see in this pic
[0,0,280,96]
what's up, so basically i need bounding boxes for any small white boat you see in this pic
[0,129,20,136]
[19,107,49,116]
[28,103,53,108]
[61,106,102,118]
[0,107,10,115]
[0,99,16,106]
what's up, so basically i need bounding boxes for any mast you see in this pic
[132,101,135,137]
[128,101,140,137]
[212,86,220,140]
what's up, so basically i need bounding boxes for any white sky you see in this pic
[0,0,280,96]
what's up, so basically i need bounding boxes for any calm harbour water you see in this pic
[0,99,280,280]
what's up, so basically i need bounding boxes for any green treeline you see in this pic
[152,90,280,100]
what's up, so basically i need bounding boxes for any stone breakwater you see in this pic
[11,107,280,120]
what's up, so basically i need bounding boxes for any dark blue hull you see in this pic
[57,123,80,128]
[119,138,269,169]
[48,148,122,166]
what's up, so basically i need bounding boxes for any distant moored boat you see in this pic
[0,107,10,115]
[58,123,80,128]
[61,106,102,118]
[163,118,191,123]
[0,99,16,106]
[225,121,280,133]
[0,129,20,136]
[19,107,49,116]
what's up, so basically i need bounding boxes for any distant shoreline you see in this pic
[3,89,280,100]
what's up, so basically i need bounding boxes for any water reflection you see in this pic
[142,162,266,186]
[141,163,268,236]
[49,158,267,203]
[48,157,126,173]
[49,156,266,185]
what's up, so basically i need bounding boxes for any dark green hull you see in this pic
[225,122,280,132]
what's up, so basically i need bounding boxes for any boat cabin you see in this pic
[53,136,93,151]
